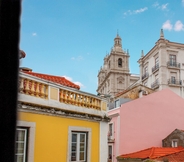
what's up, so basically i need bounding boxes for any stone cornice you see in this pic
[18,103,111,122]
[138,39,184,64]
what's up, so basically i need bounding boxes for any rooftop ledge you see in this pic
[18,72,108,119]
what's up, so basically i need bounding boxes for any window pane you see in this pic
[16,130,25,141]
[15,128,27,162]
[72,143,77,151]
[72,134,77,142]
[16,142,25,153]
[16,155,24,162]
[71,152,76,161]
[109,124,112,136]
[80,134,85,142]
[80,143,85,151]
[80,152,85,160]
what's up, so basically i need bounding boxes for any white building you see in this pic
[138,29,184,97]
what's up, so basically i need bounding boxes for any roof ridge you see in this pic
[119,147,154,157]
[22,71,80,89]
[149,147,155,158]
[25,71,65,78]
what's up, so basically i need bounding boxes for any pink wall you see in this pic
[119,89,184,154]
[108,108,120,162]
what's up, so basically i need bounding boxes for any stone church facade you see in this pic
[97,34,139,96]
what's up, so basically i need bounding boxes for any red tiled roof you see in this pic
[118,147,184,160]
[156,149,184,162]
[22,70,80,90]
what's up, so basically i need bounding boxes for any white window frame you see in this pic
[115,99,120,108]
[172,139,178,147]
[155,57,159,66]
[108,123,114,139]
[71,132,87,161]
[108,144,113,162]
[144,66,148,74]
[15,128,27,162]
[16,121,36,162]
[68,126,91,162]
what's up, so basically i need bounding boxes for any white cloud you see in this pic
[153,2,169,10]
[152,2,159,7]
[32,32,37,36]
[71,55,83,61]
[63,75,72,81]
[62,76,84,88]
[162,20,173,31]
[73,81,84,87]
[182,0,184,6]
[162,20,184,32]
[134,7,148,14]
[174,20,184,31]
[161,3,168,10]
[123,7,148,16]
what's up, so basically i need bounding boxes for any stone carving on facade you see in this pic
[97,33,139,96]
[18,103,111,122]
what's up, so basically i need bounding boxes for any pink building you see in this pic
[108,89,184,162]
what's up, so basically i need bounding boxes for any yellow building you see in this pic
[16,68,110,162]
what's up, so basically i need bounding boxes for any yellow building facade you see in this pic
[16,69,110,162]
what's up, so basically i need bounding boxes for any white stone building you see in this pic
[97,34,139,96]
[138,29,184,97]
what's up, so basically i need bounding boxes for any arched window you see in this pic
[118,58,122,67]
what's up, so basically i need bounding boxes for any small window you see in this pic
[15,128,28,162]
[108,145,113,161]
[170,55,176,63]
[155,57,159,65]
[144,66,148,74]
[109,123,113,136]
[71,132,87,161]
[172,140,178,147]
[155,57,159,66]
[171,76,176,84]
[118,58,122,67]
[115,100,120,108]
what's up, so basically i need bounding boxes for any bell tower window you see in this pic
[118,58,122,67]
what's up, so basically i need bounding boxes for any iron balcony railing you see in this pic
[168,79,182,86]
[152,64,159,73]
[151,79,159,89]
[167,61,180,68]
[142,72,149,80]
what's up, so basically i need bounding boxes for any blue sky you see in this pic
[20,0,184,94]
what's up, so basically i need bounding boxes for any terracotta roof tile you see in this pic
[22,70,80,90]
[156,149,184,162]
[118,147,184,160]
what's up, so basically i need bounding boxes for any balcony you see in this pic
[168,79,182,86]
[142,72,149,81]
[167,61,180,69]
[18,72,111,122]
[108,136,115,143]
[19,77,102,109]
[152,64,159,73]
[151,79,159,89]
